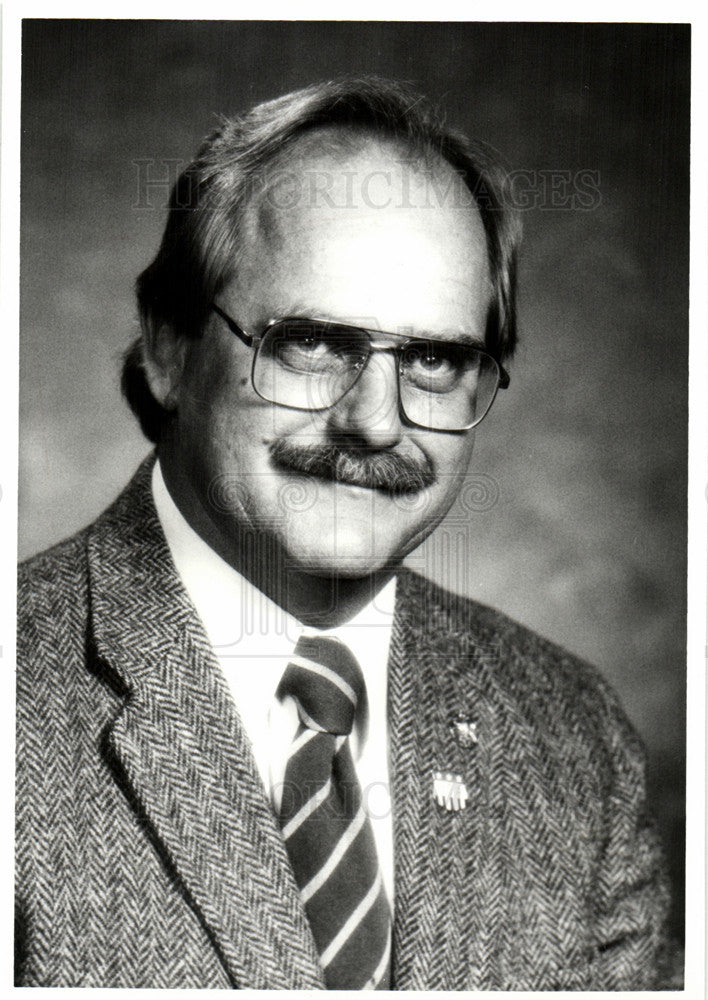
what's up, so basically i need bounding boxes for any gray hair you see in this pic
[123,76,520,442]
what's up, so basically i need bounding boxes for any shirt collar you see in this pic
[151,459,396,669]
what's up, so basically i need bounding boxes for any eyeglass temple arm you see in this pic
[212,305,254,347]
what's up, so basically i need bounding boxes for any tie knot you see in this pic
[277,634,365,735]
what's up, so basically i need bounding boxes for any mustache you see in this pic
[269,439,436,496]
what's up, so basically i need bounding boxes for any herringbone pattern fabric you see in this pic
[277,635,391,989]
[15,456,679,988]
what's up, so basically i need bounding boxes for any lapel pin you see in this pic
[433,771,469,811]
[450,719,478,747]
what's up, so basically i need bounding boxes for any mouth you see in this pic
[269,439,436,497]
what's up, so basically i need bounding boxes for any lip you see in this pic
[279,466,397,498]
[337,480,378,497]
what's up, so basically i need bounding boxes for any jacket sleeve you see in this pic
[588,688,680,989]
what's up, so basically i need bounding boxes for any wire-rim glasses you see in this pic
[212,304,509,432]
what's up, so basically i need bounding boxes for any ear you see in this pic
[141,319,188,411]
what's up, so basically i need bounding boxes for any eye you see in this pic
[292,333,323,352]
[417,350,452,372]
[266,321,368,374]
[404,340,462,373]
[292,336,326,358]
[400,340,477,394]
[406,340,462,366]
[274,325,332,368]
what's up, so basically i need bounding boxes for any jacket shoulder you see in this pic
[18,530,91,654]
[18,455,156,660]
[17,527,92,700]
[19,526,90,588]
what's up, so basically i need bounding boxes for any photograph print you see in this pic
[16,19,689,990]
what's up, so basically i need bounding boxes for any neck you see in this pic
[157,447,397,629]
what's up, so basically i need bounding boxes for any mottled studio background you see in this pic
[20,21,688,939]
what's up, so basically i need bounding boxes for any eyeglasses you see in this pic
[212,304,509,432]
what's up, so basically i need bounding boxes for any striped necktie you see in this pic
[276,633,391,990]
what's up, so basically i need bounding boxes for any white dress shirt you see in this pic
[151,461,396,903]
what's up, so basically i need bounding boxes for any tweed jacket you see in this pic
[16,457,672,989]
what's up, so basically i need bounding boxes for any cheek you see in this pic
[182,332,253,405]
[422,432,476,501]
[178,344,258,443]
[177,364,324,492]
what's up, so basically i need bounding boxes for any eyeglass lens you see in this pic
[253,320,501,430]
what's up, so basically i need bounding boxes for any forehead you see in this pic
[234,135,492,335]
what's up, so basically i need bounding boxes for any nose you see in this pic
[326,349,403,449]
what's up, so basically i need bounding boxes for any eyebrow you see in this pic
[272,307,487,348]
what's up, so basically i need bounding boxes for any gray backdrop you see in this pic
[19,20,688,939]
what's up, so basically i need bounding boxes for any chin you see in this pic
[283,528,406,579]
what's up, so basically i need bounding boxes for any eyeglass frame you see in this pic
[211,303,510,432]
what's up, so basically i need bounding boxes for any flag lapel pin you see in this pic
[433,771,469,811]
[449,719,478,747]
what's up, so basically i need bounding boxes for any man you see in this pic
[16,78,673,989]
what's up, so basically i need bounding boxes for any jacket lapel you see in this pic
[390,570,537,990]
[86,458,324,990]
[388,570,485,989]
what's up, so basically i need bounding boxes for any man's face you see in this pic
[167,141,492,577]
